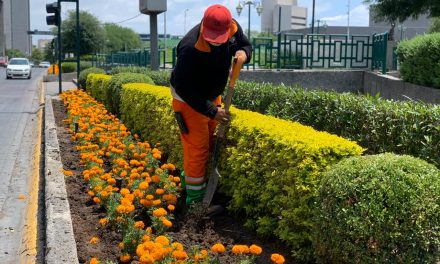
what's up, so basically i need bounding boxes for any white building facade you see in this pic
[261,0,307,33]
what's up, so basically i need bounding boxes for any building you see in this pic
[369,11,432,41]
[285,6,432,41]
[38,39,52,51]
[0,0,31,56]
[261,0,307,33]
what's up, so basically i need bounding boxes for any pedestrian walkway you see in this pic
[44,81,79,96]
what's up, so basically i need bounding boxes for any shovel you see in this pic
[203,55,245,207]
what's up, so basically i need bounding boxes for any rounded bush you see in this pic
[79,67,105,90]
[106,73,154,115]
[315,153,440,263]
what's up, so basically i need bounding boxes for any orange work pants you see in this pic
[172,98,221,197]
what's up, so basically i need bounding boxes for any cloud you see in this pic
[320,4,369,26]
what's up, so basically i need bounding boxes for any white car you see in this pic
[6,58,32,79]
[39,61,51,68]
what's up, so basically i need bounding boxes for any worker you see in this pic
[170,4,252,210]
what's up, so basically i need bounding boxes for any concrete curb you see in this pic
[44,87,79,264]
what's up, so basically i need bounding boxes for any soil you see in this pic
[52,97,294,264]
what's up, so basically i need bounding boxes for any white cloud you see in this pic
[320,4,368,26]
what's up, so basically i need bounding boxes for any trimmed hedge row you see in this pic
[316,153,440,263]
[232,81,440,167]
[110,66,171,86]
[86,73,112,103]
[118,83,364,261]
[79,67,105,89]
[61,61,93,73]
[397,33,440,88]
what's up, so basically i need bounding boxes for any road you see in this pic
[0,67,46,264]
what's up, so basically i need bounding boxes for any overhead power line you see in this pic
[115,14,142,24]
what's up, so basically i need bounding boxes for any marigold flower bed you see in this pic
[53,89,291,264]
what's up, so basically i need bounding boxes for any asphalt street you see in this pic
[0,67,46,264]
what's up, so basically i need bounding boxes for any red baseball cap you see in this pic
[202,4,232,44]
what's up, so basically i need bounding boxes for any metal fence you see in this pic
[91,32,389,73]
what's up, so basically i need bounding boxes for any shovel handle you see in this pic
[217,55,245,138]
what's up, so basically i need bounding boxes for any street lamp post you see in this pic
[184,8,189,35]
[235,1,262,40]
[316,19,327,34]
[311,0,316,34]
[398,24,407,41]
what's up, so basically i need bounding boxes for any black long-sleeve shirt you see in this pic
[170,19,252,118]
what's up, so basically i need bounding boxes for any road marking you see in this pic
[19,80,45,263]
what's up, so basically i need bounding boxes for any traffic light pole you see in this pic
[76,0,80,88]
[57,0,62,94]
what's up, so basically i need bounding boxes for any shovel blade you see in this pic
[203,167,220,206]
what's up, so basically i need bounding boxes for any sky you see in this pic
[30,0,370,43]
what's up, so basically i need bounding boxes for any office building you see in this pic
[0,0,31,56]
[261,0,307,33]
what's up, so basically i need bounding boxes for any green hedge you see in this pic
[105,73,154,115]
[86,73,112,103]
[232,81,440,167]
[61,61,93,73]
[397,33,440,88]
[79,67,105,90]
[315,153,440,263]
[119,83,364,261]
[110,66,171,87]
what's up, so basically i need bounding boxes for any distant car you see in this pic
[29,61,35,67]
[0,56,7,67]
[39,61,51,68]
[6,58,32,79]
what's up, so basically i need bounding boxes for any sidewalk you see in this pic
[43,81,79,264]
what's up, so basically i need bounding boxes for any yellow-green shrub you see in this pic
[120,83,365,261]
[120,83,182,167]
[86,73,111,103]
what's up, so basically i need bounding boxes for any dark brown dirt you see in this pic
[52,97,294,264]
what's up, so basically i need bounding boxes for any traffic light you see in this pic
[46,2,60,26]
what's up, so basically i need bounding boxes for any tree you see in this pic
[364,0,440,23]
[6,49,24,58]
[61,10,105,55]
[103,23,142,53]
[429,17,440,33]
[364,0,440,40]
[30,47,44,63]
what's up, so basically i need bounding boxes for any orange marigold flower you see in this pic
[172,250,188,260]
[119,254,131,262]
[271,253,285,264]
[151,175,161,183]
[161,217,172,228]
[167,204,175,211]
[89,236,100,244]
[232,245,249,255]
[107,178,116,185]
[120,188,130,196]
[63,169,74,176]
[212,243,226,254]
[146,194,154,200]
[155,235,170,246]
[139,254,154,264]
[250,244,263,255]
[93,197,101,204]
[135,221,145,229]
[98,218,108,227]
[152,199,162,206]
[139,181,149,190]
[153,208,167,217]
[172,242,184,251]
[155,188,165,195]
[90,257,100,264]
[87,190,95,197]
